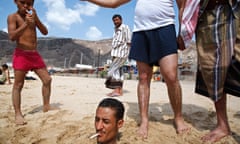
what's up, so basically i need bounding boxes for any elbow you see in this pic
[110,5,119,8]
[42,30,48,35]
[103,3,121,8]
[110,4,121,8]
[43,31,48,35]
[8,32,18,41]
[8,35,16,41]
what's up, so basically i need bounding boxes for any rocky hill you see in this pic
[0,31,112,68]
[0,31,9,40]
[0,30,197,69]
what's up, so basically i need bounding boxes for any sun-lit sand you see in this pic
[0,75,239,144]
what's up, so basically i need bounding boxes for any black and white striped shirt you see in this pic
[111,24,132,58]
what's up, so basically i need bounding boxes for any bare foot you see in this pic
[43,104,59,112]
[107,89,123,97]
[174,118,190,134]
[201,127,231,143]
[107,92,122,97]
[15,115,27,125]
[137,120,148,139]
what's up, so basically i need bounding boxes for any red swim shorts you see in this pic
[13,48,46,71]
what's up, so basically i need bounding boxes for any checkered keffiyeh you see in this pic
[180,0,200,47]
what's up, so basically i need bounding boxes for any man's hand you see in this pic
[25,13,34,25]
[25,7,37,25]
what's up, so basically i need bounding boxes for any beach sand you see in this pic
[0,75,240,144]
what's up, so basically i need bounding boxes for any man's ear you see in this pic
[117,119,124,128]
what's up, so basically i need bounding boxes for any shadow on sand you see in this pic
[126,102,240,143]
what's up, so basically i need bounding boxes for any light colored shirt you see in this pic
[111,24,131,58]
[0,71,6,83]
[133,0,175,32]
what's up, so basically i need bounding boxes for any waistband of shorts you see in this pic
[15,48,38,53]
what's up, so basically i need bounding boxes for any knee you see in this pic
[43,77,52,86]
[163,72,178,85]
[13,82,24,90]
[138,73,150,84]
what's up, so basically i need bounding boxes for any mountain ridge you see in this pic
[0,30,197,69]
[0,30,112,68]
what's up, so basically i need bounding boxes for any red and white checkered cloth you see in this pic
[180,0,200,47]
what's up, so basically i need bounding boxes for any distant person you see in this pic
[105,14,131,97]
[94,98,125,144]
[7,0,52,125]
[81,0,189,139]
[0,64,12,85]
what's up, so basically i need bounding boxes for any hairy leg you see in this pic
[12,70,27,125]
[136,61,152,139]
[201,94,231,143]
[159,54,189,134]
[34,68,52,112]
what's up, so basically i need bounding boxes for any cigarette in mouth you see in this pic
[89,133,99,139]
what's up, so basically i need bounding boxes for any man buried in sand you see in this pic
[7,0,52,125]
[92,98,125,144]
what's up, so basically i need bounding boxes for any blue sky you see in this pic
[0,0,179,40]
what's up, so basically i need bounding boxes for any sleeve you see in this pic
[125,25,132,44]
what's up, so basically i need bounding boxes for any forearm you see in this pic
[176,0,187,50]
[82,0,130,8]
[6,76,11,84]
[5,71,11,84]
[176,0,186,34]
[35,16,48,35]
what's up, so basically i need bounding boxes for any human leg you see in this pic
[106,58,126,96]
[159,54,189,134]
[201,94,231,142]
[34,68,52,112]
[12,70,27,125]
[109,66,124,96]
[136,61,152,138]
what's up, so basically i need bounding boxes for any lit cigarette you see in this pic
[89,133,99,139]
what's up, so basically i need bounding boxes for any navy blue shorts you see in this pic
[129,24,178,66]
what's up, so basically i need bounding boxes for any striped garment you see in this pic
[195,1,240,101]
[180,0,240,47]
[180,0,200,47]
[111,24,131,58]
[232,0,240,62]
[105,57,126,89]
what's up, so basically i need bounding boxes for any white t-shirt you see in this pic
[133,0,175,32]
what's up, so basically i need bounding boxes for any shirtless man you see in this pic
[7,0,52,125]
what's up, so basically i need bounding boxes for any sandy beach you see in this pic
[0,75,240,144]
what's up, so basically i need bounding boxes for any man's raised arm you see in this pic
[80,0,130,8]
